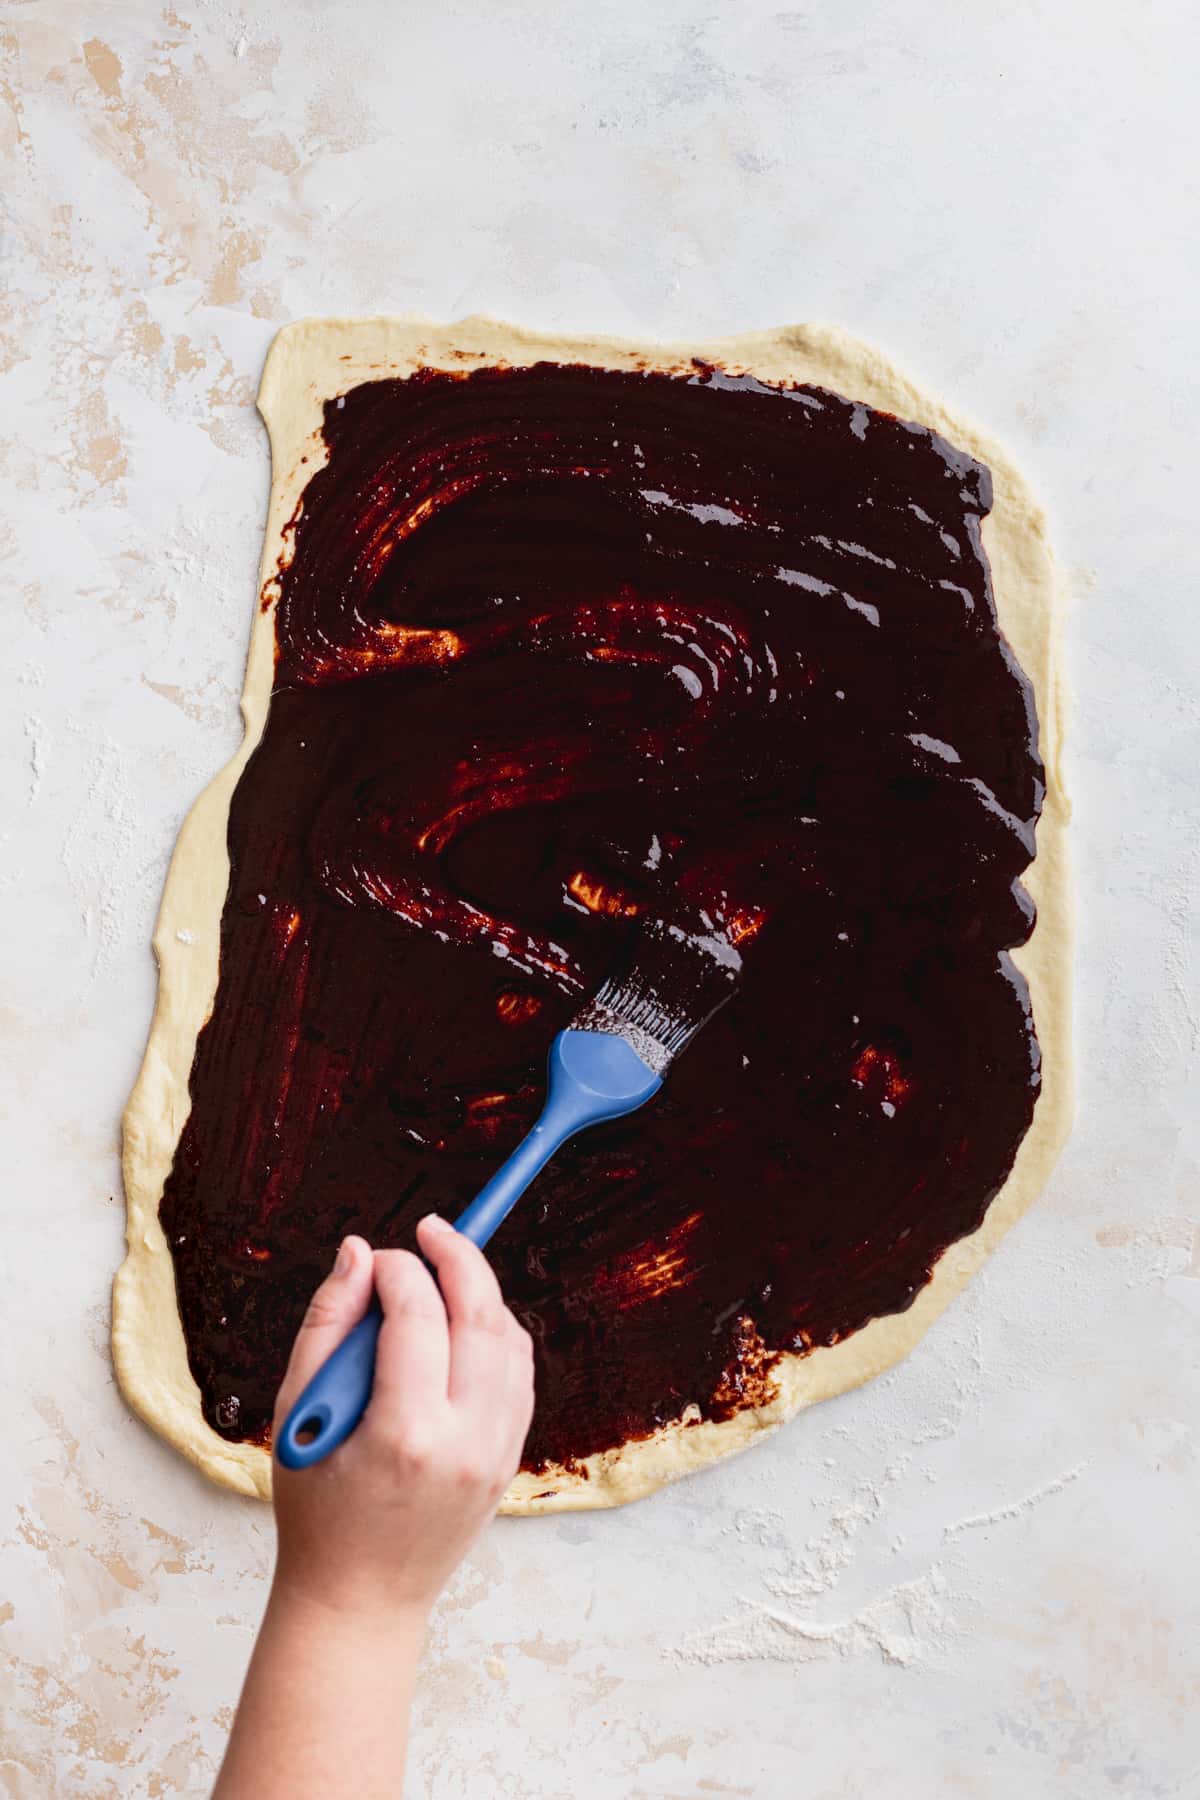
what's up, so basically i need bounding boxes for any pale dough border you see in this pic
[114,317,1071,1512]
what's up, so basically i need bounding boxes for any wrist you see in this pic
[268,1567,432,1656]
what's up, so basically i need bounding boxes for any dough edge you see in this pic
[113,315,1072,1513]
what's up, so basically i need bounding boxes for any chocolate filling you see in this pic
[160,360,1042,1469]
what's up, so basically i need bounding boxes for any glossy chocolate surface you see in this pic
[160,360,1043,1468]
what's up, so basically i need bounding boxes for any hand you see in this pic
[270,1217,536,1627]
[217,1219,532,1798]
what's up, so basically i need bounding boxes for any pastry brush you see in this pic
[276,918,741,1470]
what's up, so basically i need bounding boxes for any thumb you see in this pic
[273,1235,375,1421]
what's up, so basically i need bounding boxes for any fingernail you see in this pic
[334,1238,353,1276]
[420,1212,453,1234]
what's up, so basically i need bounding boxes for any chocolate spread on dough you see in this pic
[160,360,1043,1468]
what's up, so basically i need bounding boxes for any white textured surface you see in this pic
[2,2,1197,1795]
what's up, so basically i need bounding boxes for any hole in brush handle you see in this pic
[283,1403,334,1456]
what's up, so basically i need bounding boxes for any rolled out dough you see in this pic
[114,317,1071,1512]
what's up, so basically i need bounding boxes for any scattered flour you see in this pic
[944,1461,1091,1537]
[24,715,49,802]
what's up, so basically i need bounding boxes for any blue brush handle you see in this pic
[275,1028,661,1470]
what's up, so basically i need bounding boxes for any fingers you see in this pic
[416,1215,509,1406]
[274,1235,374,1418]
[368,1247,451,1425]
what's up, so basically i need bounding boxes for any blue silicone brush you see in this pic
[276,919,740,1470]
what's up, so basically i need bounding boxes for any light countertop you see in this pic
[3,2,1198,1794]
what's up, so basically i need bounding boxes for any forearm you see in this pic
[217,1226,534,1793]
[214,1580,427,1800]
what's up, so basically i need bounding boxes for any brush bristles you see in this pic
[572,920,741,1074]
